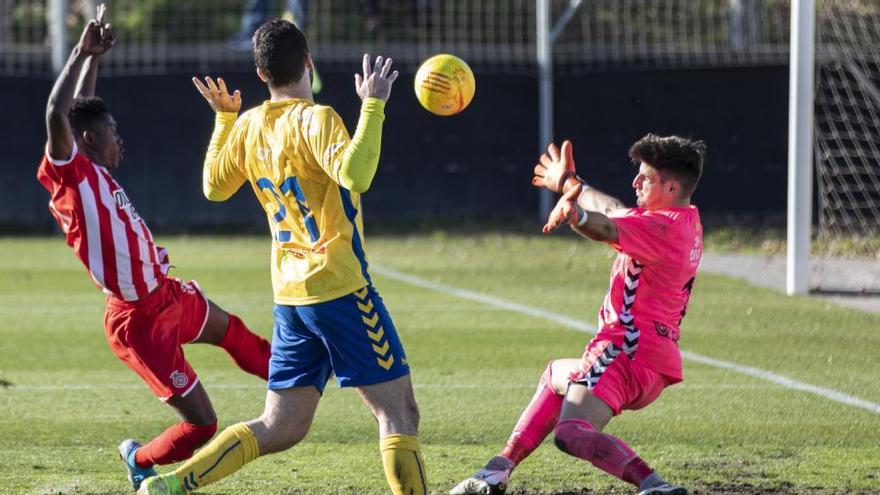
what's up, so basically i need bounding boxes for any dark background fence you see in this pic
[2,64,787,233]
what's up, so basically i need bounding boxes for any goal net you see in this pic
[1,0,793,76]
[814,0,880,257]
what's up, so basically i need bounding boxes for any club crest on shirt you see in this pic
[113,188,140,221]
[170,370,189,389]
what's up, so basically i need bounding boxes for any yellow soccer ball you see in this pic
[414,54,475,116]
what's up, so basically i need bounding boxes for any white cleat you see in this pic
[637,483,689,495]
[449,456,513,495]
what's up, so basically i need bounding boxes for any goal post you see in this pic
[786,0,815,295]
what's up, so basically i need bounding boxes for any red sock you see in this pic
[218,314,270,381]
[499,361,564,465]
[553,418,654,487]
[134,421,217,467]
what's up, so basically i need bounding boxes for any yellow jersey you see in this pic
[202,97,387,305]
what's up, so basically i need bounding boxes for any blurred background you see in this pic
[0,0,877,255]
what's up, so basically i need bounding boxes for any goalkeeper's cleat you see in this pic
[137,474,184,495]
[637,483,689,495]
[119,439,157,491]
[449,456,514,495]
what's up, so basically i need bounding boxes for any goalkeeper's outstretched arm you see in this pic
[532,139,627,217]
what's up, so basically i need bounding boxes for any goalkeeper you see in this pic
[451,135,705,495]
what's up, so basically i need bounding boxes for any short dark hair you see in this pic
[628,134,706,198]
[69,96,110,135]
[253,19,310,86]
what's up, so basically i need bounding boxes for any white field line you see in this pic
[372,265,880,415]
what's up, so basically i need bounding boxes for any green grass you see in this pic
[0,234,878,495]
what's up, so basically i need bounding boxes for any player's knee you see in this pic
[374,398,420,434]
[553,419,590,456]
[254,415,310,453]
[404,395,420,429]
[553,423,572,455]
[196,409,218,426]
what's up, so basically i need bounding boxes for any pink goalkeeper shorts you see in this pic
[568,337,679,416]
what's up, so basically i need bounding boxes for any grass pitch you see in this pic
[0,234,878,495]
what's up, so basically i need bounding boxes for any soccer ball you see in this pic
[414,54,475,116]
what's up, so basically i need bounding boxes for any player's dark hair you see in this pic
[68,96,110,135]
[628,134,706,198]
[253,19,310,86]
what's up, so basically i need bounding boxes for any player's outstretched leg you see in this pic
[554,383,687,495]
[215,313,271,380]
[138,387,320,495]
[198,304,271,381]
[450,361,565,495]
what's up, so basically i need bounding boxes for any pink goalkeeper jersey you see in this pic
[597,205,702,380]
[37,143,170,302]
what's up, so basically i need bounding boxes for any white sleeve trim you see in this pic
[45,141,78,166]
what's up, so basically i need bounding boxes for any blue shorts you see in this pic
[269,285,410,392]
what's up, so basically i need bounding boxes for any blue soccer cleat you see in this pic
[118,439,157,491]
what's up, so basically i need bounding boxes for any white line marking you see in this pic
[373,265,880,415]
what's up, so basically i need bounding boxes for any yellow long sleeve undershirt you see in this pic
[201,97,386,200]
[202,111,239,201]
[338,97,385,193]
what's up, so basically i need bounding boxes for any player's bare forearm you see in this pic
[576,186,627,217]
[570,209,619,243]
[542,185,618,242]
[75,55,101,98]
[46,8,114,160]
[46,47,89,160]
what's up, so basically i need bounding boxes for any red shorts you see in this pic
[569,338,678,416]
[104,277,209,401]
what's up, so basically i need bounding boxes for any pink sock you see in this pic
[553,418,654,487]
[499,361,564,465]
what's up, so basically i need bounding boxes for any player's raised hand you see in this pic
[542,183,583,234]
[77,3,115,57]
[355,54,399,102]
[192,76,242,113]
[532,139,579,194]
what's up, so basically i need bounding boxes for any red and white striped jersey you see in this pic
[37,143,170,302]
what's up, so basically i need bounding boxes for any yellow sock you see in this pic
[173,423,260,492]
[380,434,428,495]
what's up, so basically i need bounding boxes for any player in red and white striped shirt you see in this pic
[37,6,271,492]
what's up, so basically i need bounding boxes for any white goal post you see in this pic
[787,0,815,295]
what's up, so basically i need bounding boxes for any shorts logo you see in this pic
[179,281,197,295]
[170,370,189,389]
[355,287,395,370]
